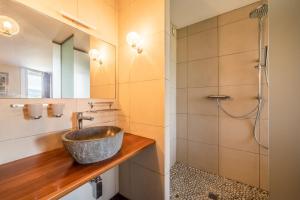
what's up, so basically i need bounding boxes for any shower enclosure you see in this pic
[173,1,269,199]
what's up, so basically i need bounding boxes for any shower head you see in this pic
[249,4,268,19]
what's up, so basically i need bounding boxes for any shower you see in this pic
[214,4,269,149]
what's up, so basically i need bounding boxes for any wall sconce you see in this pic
[126,32,143,54]
[89,48,105,65]
[0,16,20,37]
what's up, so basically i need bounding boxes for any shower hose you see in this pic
[216,71,269,150]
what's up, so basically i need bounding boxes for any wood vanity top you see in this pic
[0,133,155,200]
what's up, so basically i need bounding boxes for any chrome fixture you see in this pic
[211,4,269,149]
[207,95,231,100]
[77,112,94,129]
[87,101,120,113]
[10,103,49,108]
[91,176,103,199]
[88,101,113,110]
[249,4,268,19]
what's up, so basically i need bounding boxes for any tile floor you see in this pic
[170,162,269,200]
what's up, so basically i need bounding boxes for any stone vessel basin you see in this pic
[62,126,124,164]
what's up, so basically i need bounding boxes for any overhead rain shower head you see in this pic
[249,4,268,19]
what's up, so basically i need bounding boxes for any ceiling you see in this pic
[0,0,90,72]
[171,0,259,28]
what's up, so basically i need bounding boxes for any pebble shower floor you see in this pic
[170,162,269,200]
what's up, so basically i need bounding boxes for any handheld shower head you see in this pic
[249,4,268,19]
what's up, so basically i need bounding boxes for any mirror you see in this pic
[0,1,116,99]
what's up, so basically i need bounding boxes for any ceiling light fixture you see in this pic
[0,16,20,37]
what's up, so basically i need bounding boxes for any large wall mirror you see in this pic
[0,1,116,99]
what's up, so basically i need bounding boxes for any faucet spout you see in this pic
[77,112,94,129]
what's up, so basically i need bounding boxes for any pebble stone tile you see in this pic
[170,162,269,200]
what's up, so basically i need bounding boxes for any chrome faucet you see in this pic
[77,112,94,129]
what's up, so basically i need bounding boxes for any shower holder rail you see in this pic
[10,103,49,108]
[207,95,231,100]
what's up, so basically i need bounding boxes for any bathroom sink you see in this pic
[62,126,124,164]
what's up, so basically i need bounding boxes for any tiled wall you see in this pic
[0,99,117,164]
[176,3,269,190]
[117,0,170,199]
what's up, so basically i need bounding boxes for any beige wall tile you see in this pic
[91,85,116,99]
[176,88,187,114]
[219,117,259,153]
[188,141,218,174]
[78,0,117,44]
[188,28,218,61]
[117,115,130,133]
[130,163,164,200]
[118,83,130,117]
[188,114,218,145]
[177,27,187,39]
[176,62,187,88]
[177,37,187,63]
[0,131,63,164]
[219,147,259,187]
[118,32,165,83]
[118,0,165,46]
[188,57,218,87]
[218,2,261,26]
[130,80,164,126]
[130,123,165,174]
[219,51,259,86]
[118,44,134,83]
[219,85,259,119]
[176,138,187,163]
[188,87,218,116]
[129,32,165,82]
[117,0,135,11]
[187,17,218,35]
[176,114,187,139]
[219,19,258,56]
[260,155,269,191]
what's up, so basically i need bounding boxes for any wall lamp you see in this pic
[89,48,105,65]
[126,32,143,54]
[0,16,20,37]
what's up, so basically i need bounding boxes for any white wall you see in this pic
[61,166,119,200]
[269,0,300,199]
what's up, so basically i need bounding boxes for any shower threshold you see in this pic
[170,162,269,200]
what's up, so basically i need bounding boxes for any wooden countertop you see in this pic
[0,133,155,200]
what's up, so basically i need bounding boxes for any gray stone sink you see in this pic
[62,126,124,164]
